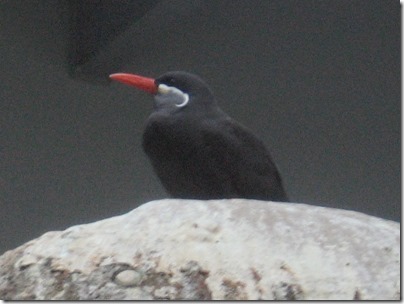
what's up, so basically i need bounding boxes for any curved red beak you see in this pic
[109,73,158,95]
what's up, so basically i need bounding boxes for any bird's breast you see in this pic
[142,114,197,162]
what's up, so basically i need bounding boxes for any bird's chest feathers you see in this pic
[142,114,204,161]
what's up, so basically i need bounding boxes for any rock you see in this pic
[0,199,400,300]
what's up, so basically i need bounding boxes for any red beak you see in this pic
[109,73,158,95]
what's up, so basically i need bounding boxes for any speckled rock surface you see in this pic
[0,199,400,300]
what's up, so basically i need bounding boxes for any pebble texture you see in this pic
[0,199,400,300]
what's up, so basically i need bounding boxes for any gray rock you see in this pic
[0,199,400,300]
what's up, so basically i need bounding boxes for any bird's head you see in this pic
[109,71,215,111]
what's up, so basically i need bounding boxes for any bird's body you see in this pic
[110,71,288,202]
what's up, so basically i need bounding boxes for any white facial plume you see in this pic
[156,84,189,108]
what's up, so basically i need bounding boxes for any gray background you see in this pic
[0,0,400,254]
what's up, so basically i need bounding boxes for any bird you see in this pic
[109,71,288,202]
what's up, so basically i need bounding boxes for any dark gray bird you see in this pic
[109,71,288,202]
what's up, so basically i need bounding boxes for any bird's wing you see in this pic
[195,117,288,201]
